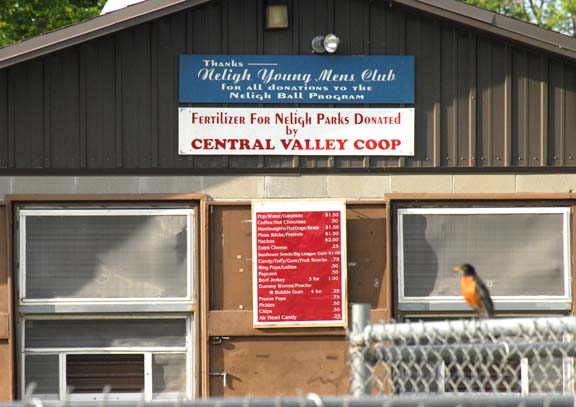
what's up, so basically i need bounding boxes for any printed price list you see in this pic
[254,209,345,326]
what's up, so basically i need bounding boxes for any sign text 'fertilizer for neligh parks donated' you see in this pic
[179,107,414,156]
[252,200,347,328]
[179,55,414,104]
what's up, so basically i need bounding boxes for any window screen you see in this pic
[398,208,570,301]
[25,355,59,399]
[24,213,189,300]
[67,354,145,394]
[152,354,187,398]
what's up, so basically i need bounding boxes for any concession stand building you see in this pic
[0,0,576,400]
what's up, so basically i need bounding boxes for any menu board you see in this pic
[252,200,347,328]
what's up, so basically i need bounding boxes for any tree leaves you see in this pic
[0,0,106,47]
[462,0,576,37]
[1,0,575,50]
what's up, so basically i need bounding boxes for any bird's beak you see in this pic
[454,266,463,273]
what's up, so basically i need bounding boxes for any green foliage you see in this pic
[461,0,576,37]
[0,0,106,47]
[1,0,575,49]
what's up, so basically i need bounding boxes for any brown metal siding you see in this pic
[0,70,7,168]
[1,0,576,173]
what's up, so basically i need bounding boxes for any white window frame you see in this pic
[19,208,195,306]
[20,315,194,401]
[17,206,198,401]
[397,207,572,309]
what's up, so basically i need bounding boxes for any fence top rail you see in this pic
[351,316,576,345]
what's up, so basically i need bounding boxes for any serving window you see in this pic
[397,207,571,312]
[20,209,193,303]
[17,207,197,401]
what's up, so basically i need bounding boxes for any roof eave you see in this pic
[0,0,211,70]
[393,0,576,60]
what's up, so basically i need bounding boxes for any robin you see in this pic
[454,263,494,319]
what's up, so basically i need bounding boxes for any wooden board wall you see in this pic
[206,203,388,396]
[0,205,12,400]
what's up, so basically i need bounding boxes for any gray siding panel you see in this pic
[47,51,81,168]
[512,48,528,167]
[118,25,153,168]
[0,70,7,167]
[12,61,44,168]
[156,14,192,169]
[84,37,117,169]
[489,41,509,167]
[548,59,564,166]
[2,0,576,173]
[565,64,576,164]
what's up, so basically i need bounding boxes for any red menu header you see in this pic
[252,200,347,328]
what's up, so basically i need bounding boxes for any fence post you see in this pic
[350,303,371,397]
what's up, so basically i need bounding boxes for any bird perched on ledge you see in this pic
[454,263,494,319]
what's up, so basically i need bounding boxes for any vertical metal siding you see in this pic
[334,0,369,169]
[46,51,81,168]
[118,25,153,168]
[11,61,44,168]
[369,1,404,169]
[563,64,576,165]
[0,70,7,168]
[84,37,117,168]
[156,14,190,169]
[1,0,576,172]
[189,1,228,170]
[548,59,564,166]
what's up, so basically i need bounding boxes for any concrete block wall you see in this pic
[0,174,574,200]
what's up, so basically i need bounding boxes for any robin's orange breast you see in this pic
[461,275,480,308]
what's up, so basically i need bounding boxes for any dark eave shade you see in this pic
[0,0,210,70]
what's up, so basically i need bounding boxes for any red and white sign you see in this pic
[179,107,414,156]
[252,200,347,328]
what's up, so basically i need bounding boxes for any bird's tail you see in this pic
[478,308,494,319]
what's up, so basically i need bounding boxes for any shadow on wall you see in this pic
[402,214,439,298]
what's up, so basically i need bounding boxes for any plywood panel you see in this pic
[209,336,348,396]
[210,204,388,312]
[0,340,10,400]
[346,205,387,309]
[209,206,253,311]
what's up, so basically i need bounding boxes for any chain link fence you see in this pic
[349,304,576,403]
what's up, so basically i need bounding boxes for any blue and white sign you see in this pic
[179,55,414,104]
